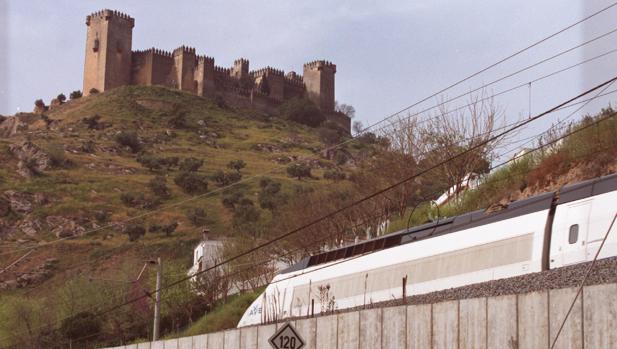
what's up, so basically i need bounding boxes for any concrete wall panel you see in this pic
[518,291,548,349]
[487,295,517,349]
[163,338,178,349]
[177,336,193,349]
[192,334,207,349]
[359,309,382,349]
[407,304,431,349]
[225,329,240,349]
[549,287,583,349]
[337,311,360,349]
[257,324,277,349]
[208,332,225,349]
[151,341,164,349]
[136,343,150,349]
[382,306,406,349]
[240,326,258,349]
[432,301,458,349]
[316,315,338,348]
[459,297,486,349]
[583,283,617,349]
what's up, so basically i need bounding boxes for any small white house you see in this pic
[188,229,223,278]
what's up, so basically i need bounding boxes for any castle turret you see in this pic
[303,60,336,112]
[173,46,197,92]
[231,58,249,80]
[83,10,134,95]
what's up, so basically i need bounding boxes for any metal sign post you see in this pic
[268,322,305,349]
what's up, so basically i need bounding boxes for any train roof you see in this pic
[280,173,617,275]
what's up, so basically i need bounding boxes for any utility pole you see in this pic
[152,257,162,341]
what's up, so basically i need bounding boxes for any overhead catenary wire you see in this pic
[349,1,617,138]
[87,75,617,321]
[3,81,617,349]
[4,20,617,258]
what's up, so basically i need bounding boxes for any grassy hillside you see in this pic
[0,86,357,348]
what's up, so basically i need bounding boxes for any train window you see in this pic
[568,224,579,244]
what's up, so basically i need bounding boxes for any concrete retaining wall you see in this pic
[103,283,617,349]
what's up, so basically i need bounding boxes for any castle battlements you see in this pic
[82,9,348,132]
[304,60,337,72]
[251,67,285,78]
[86,9,135,27]
[173,45,196,56]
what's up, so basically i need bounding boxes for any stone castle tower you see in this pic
[83,10,134,95]
[82,9,349,132]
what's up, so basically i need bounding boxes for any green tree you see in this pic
[286,163,312,180]
[227,159,246,173]
[60,311,101,343]
[174,172,208,194]
[125,225,146,241]
[149,176,170,198]
[115,131,141,152]
[69,90,83,100]
[179,157,204,172]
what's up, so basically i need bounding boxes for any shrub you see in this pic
[56,93,66,103]
[186,207,207,226]
[179,157,204,172]
[174,172,208,194]
[89,88,99,94]
[34,99,45,108]
[69,90,83,100]
[137,153,164,171]
[125,225,146,241]
[81,140,96,153]
[94,210,109,223]
[227,159,246,173]
[286,163,312,180]
[279,98,325,127]
[81,114,102,129]
[222,192,244,209]
[149,176,170,198]
[168,112,188,129]
[258,180,284,210]
[46,143,67,168]
[162,221,178,236]
[232,200,260,229]
[323,169,346,181]
[60,311,101,343]
[162,156,180,170]
[120,192,138,207]
[115,131,141,152]
[211,170,241,187]
[149,224,162,233]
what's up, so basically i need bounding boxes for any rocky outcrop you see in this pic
[17,219,42,237]
[0,258,58,290]
[46,216,86,238]
[3,190,34,214]
[9,141,51,177]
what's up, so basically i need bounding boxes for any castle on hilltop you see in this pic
[83,9,349,132]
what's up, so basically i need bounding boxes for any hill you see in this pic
[0,86,363,347]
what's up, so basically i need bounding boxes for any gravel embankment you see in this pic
[384,256,617,307]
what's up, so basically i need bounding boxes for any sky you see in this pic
[1,0,616,156]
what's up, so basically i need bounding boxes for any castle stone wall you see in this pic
[131,51,152,85]
[150,50,175,87]
[82,9,349,133]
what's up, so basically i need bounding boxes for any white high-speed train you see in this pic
[238,174,617,327]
